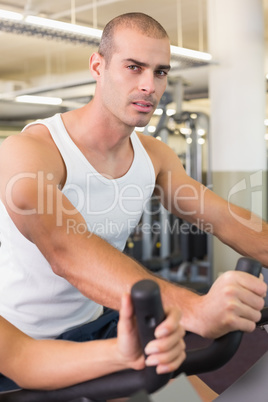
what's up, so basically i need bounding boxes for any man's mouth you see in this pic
[132,101,154,112]
[133,102,152,107]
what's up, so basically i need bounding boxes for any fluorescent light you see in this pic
[16,95,62,105]
[25,15,102,39]
[0,9,212,63]
[170,45,212,61]
[0,9,23,21]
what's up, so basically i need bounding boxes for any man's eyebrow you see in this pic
[157,64,171,71]
[124,58,171,71]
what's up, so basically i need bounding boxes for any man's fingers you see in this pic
[156,350,186,374]
[238,288,266,311]
[154,308,182,339]
[236,271,267,296]
[145,338,186,373]
[145,326,184,355]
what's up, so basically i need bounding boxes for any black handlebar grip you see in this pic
[235,257,262,277]
[131,279,172,394]
[131,279,165,352]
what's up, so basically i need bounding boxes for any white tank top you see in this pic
[0,113,155,339]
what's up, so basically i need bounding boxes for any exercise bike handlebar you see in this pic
[0,257,263,402]
[173,256,263,376]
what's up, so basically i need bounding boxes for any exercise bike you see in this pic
[0,257,267,402]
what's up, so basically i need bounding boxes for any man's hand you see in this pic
[117,293,186,374]
[197,271,267,339]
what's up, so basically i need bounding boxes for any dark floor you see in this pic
[184,326,268,395]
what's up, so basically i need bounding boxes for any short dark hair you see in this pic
[98,12,169,66]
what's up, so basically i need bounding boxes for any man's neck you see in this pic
[64,101,134,155]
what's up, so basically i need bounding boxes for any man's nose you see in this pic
[138,71,156,94]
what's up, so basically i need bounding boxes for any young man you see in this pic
[0,293,185,390]
[0,12,266,396]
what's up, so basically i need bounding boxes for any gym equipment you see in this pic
[0,257,267,402]
[165,110,212,288]
[125,104,213,293]
[215,350,268,401]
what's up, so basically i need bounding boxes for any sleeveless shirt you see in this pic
[0,113,155,338]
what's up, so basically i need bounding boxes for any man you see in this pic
[0,12,266,398]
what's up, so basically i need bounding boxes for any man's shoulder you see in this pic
[135,131,162,149]
[135,131,175,158]
[21,121,54,143]
[0,123,64,179]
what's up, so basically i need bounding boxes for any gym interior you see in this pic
[0,0,268,401]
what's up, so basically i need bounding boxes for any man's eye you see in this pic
[156,70,168,77]
[128,65,140,71]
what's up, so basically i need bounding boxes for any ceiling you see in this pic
[0,0,268,129]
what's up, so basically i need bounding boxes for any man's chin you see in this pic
[133,116,153,128]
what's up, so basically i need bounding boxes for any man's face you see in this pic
[98,28,171,129]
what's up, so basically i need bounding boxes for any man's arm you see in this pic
[0,133,266,339]
[143,135,267,336]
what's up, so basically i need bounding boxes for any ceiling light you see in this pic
[170,45,212,61]
[0,9,23,21]
[0,9,213,64]
[16,95,62,105]
[0,9,101,46]
[25,15,102,39]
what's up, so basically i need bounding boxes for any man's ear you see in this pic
[90,52,104,79]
